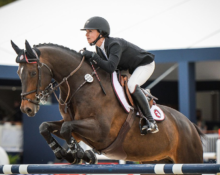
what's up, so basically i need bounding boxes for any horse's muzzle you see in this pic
[25,107,34,116]
[20,101,40,117]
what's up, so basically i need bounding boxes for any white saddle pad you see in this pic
[112,71,132,113]
[112,71,165,121]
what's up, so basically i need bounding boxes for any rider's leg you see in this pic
[132,85,158,133]
[128,61,158,133]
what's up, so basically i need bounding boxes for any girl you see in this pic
[81,16,158,133]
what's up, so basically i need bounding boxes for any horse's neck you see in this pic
[41,50,101,99]
[42,52,83,83]
[41,48,113,107]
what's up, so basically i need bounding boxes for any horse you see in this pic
[11,40,203,174]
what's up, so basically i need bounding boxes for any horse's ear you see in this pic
[11,40,22,55]
[11,40,26,63]
[25,40,36,58]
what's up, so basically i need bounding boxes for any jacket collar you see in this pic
[104,37,110,56]
[96,37,111,59]
[104,37,110,50]
[99,39,105,50]
[96,46,106,60]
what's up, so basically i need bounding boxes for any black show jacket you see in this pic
[94,37,155,74]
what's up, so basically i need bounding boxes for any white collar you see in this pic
[99,39,105,50]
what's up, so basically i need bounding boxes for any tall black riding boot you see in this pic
[132,85,159,133]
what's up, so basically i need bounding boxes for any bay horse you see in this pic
[11,40,203,172]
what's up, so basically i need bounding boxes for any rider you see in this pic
[81,16,158,133]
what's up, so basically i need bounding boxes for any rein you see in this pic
[52,67,99,113]
[48,55,86,105]
[21,49,85,106]
[21,48,105,118]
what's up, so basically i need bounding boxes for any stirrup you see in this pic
[142,121,159,134]
[148,121,159,133]
[141,125,148,131]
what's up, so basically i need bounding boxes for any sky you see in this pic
[0,0,220,66]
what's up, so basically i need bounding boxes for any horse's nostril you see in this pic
[26,107,32,114]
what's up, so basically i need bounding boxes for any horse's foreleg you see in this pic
[60,118,103,142]
[60,118,101,164]
[39,120,81,164]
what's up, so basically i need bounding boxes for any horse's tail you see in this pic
[193,123,205,143]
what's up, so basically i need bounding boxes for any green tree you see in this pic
[0,0,17,8]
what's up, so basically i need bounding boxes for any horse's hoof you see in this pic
[85,150,98,164]
[55,155,63,160]
[76,150,85,159]
[64,151,82,164]
[71,157,82,164]
[54,148,66,160]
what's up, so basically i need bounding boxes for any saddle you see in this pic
[118,71,161,135]
[118,71,158,108]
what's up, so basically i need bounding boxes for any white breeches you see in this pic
[128,61,155,93]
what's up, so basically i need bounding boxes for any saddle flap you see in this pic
[120,75,134,106]
[111,71,160,114]
[120,75,156,108]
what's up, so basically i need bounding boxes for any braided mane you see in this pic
[34,43,82,57]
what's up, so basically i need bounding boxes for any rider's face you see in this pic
[85,29,99,44]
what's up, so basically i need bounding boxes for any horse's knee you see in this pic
[39,122,54,142]
[60,122,72,138]
[39,122,50,135]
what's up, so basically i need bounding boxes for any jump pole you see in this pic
[1,164,220,174]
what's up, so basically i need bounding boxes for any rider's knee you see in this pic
[127,81,137,93]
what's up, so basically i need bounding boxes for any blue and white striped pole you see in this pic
[0,164,220,174]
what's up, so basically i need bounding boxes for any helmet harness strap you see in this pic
[90,30,102,46]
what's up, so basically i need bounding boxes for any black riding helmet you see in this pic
[81,16,110,46]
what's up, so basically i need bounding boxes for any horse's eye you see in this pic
[31,71,37,77]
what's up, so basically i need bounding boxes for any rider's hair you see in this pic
[97,30,109,38]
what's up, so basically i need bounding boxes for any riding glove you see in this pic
[82,50,117,73]
[82,50,93,59]
[90,53,117,73]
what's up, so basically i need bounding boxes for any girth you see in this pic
[92,109,135,160]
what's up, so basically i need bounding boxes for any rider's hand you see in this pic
[82,50,93,59]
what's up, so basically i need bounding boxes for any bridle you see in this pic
[20,49,89,107]
[20,50,53,105]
